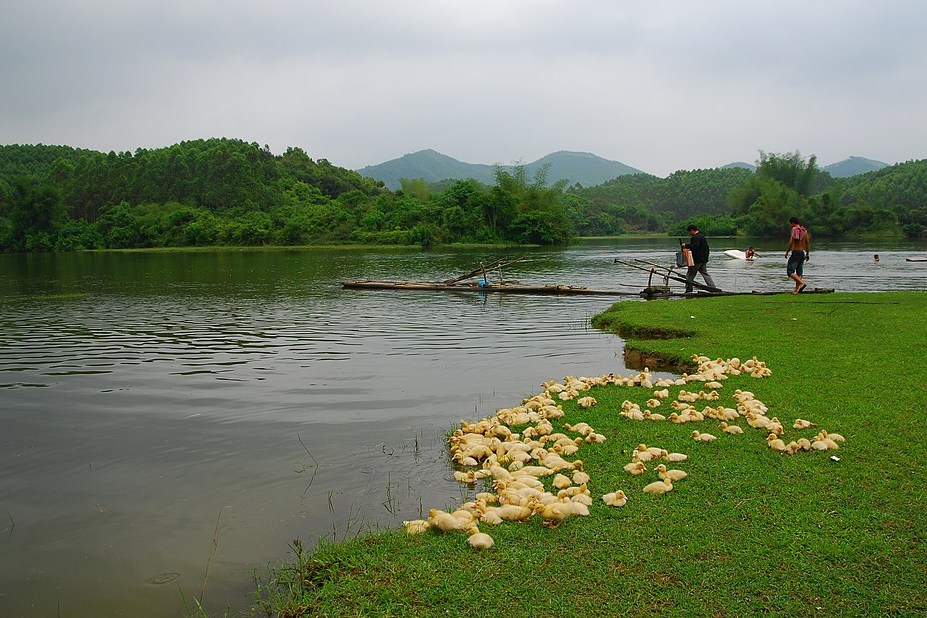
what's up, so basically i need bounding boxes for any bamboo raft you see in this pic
[342,279,641,296]
[341,256,835,299]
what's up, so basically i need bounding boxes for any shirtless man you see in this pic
[784,217,810,294]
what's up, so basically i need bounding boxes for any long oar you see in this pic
[442,256,526,285]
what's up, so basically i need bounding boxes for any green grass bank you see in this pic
[253,291,927,617]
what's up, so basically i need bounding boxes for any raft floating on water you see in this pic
[341,279,640,296]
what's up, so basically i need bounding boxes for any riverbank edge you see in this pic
[246,290,927,617]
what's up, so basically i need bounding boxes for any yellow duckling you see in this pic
[601,490,628,507]
[479,509,504,525]
[428,508,466,532]
[796,437,812,451]
[576,396,597,409]
[493,503,534,522]
[403,519,431,535]
[476,492,498,505]
[653,388,671,399]
[687,408,705,422]
[624,461,647,476]
[667,452,688,463]
[531,499,576,527]
[766,434,787,452]
[624,408,645,421]
[552,473,573,490]
[567,492,593,506]
[453,470,477,483]
[559,482,589,498]
[812,431,841,448]
[655,464,688,482]
[564,422,593,436]
[766,417,785,437]
[466,527,495,549]
[646,398,662,409]
[746,412,772,430]
[448,509,477,529]
[644,411,667,421]
[792,418,817,429]
[572,470,591,485]
[517,465,555,477]
[718,407,740,421]
[719,422,744,435]
[691,430,717,442]
[643,478,674,495]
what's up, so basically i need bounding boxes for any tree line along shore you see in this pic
[1,140,925,253]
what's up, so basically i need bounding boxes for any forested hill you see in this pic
[357,150,643,190]
[567,167,754,235]
[1,140,925,253]
[824,156,889,178]
[0,139,383,218]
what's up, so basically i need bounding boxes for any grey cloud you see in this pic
[2,0,925,176]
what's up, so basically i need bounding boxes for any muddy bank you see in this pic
[623,347,695,373]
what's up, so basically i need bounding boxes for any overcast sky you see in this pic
[2,1,925,177]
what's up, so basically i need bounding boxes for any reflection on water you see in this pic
[0,239,924,616]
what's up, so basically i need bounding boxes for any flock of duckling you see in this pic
[403,354,846,550]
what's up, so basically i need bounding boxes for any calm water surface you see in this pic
[1,238,924,616]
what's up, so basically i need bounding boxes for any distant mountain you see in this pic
[526,151,644,187]
[721,161,757,171]
[823,156,889,178]
[356,150,891,189]
[355,149,494,190]
[721,156,888,178]
[357,149,644,190]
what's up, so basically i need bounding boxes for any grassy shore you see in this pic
[253,291,927,617]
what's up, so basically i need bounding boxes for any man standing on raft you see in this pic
[682,224,716,293]
[785,217,810,294]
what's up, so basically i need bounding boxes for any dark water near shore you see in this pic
[1,238,924,616]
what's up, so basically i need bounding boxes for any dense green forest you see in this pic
[1,139,925,252]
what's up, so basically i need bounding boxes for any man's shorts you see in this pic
[787,250,805,276]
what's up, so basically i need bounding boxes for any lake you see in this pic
[1,237,924,616]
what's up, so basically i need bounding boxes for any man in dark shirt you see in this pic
[682,224,717,293]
